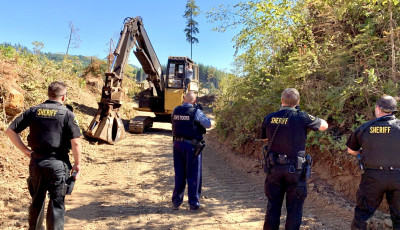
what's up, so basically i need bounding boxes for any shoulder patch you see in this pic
[74,117,79,126]
[308,114,316,121]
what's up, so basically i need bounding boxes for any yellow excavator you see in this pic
[85,16,199,144]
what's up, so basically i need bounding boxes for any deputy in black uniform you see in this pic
[346,95,400,230]
[260,88,328,230]
[5,81,82,230]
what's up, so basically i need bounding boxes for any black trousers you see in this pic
[28,157,69,230]
[352,170,400,230]
[264,166,307,230]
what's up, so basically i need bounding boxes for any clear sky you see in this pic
[0,0,239,72]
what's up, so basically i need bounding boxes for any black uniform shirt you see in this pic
[261,107,322,157]
[9,100,82,147]
[346,115,400,167]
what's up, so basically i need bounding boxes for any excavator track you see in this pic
[129,116,153,133]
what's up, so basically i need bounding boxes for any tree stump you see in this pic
[1,82,24,117]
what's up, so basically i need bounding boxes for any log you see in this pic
[0,82,24,117]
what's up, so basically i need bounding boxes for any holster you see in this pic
[263,146,275,174]
[356,153,365,174]
[194,140,205,156]
[304,154,312,179]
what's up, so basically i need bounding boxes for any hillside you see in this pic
[0,47,139,228]
[208,0,400,212]
[3,42,226,95]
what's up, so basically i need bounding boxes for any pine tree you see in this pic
[183,0,200,59]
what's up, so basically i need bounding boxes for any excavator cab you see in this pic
[166,57,199,90]
[164,56,199,114]
[130,57,199,133]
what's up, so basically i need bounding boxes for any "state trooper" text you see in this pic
[173,115,190,120]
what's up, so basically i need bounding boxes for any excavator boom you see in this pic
[86,17,163,144]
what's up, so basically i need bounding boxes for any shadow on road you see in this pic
[72,102,97,116]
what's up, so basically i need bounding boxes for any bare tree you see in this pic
[65,21,81,57]
[389,0,397,81]
[32,41,44,55]
[106,38,115,70]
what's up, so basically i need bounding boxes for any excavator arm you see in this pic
[86,16,163,144]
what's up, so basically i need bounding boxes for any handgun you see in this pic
[66,171,77,195]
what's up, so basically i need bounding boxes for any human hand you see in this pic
[195,103,203,111]
[71,164,81,180]
[24,149,33,158]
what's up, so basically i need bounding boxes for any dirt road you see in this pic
[1,113,391,229]
[61,119,381,230]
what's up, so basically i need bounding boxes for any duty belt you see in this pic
[275,159,298,165]
[274,154,303,165]
[32,148,61,156]
[274,154,304,173]
[366,166,400,171]
[31,151,64,161]
[173,137,199,145]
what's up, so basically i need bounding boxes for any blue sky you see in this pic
[0,0,239,72]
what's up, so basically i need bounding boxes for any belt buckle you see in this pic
[191,139,198,145]
[278,154,287,164]
[174,137,183,142]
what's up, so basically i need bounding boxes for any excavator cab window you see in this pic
[178,65,184,74]
[167,62,185,88]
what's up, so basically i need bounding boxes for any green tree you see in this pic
[183,0,200,59]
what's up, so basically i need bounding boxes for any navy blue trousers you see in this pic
[352,170,400,230]
[172,141,202,209]
[28,157,69,230]
[264,166,307,230]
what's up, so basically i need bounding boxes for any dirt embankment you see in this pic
[189,90,388,215]
[235,139,360,200]
[233,137,393,214]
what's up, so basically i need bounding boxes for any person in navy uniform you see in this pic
[171,91,211,211]
[5,81,82,230]
[346,95,400,230]
[260,88,328,230]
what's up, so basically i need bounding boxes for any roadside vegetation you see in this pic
[209,0,400,154]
